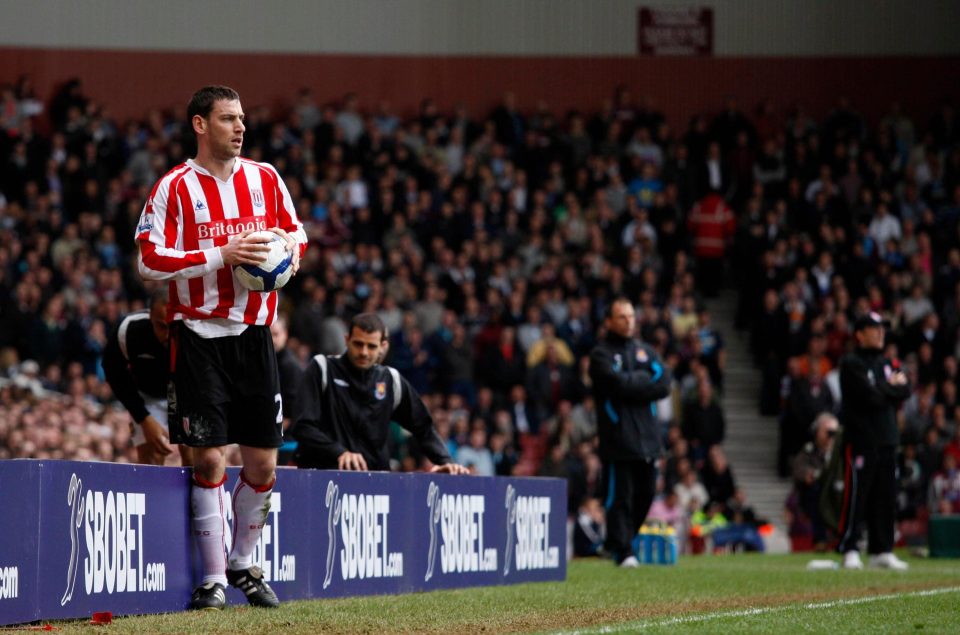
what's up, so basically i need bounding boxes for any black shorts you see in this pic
[168,322,283,449]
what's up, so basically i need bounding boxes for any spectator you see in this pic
[688,187,735,296]
[573,497,607,558]
[701,445,737,511]
[790,412,839,550]
[928,452,960,514]
[682,379,726,463]
[456,427,495,476]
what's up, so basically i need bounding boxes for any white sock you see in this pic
[228,471,274,571]
[191,474,229,586]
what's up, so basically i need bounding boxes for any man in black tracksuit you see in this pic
[590,297,672,567]
[292,313,467,474]
[102,291,190,465]
[837,312,911,570]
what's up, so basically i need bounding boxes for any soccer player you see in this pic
[291,313,468,474]
[102,290,191,466]
[136,85,307,610]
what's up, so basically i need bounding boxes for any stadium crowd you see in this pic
[1,75,957,555]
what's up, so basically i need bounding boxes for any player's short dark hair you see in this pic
[149,288,168,310]
[605,296,633,319]
[187,85,240,123]
[349,313,387,341]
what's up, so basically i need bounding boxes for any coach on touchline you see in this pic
[292,313,468,474]
[836,311,911,570]
[589,297,672,567]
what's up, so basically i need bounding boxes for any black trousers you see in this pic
[837,444,897,555]
[602,458,657,561]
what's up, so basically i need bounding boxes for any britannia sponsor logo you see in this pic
[196,216,267,240]
[224,491,296,583]
[424,482,497,581]
[322,481,402,588]
[502,485,559,576]
[61,474,166,606]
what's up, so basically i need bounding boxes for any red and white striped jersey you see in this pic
[136,158,307,338]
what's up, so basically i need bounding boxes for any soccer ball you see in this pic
[233,231,294,292]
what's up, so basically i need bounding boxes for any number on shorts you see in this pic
[275,393,283,425]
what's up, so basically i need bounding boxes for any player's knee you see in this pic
[242,463,276,487]
[192,447,227,482]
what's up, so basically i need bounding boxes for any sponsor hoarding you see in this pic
[0,461,565,625]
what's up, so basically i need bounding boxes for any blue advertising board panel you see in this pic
[0,461,41,625]
[36,461,193,619]
[495,477,567,585]
[411,475,567,591]
[0,461,566,626]
[309,470,411,598]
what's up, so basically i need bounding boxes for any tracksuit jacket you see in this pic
[839,347,911,449]
[102,311,168,424]
[291,354,452,470]
[589,334,672,462]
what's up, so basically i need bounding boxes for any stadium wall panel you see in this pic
[0,460,566,626]
[4,48,960,133]
[1,0,959,57]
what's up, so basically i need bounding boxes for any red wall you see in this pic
[4,47,960,130]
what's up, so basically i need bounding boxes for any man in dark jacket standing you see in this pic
[837,312,911,570]
[589,297,672,567]
[292,313,467,474]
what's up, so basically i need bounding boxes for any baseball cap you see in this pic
[853,311,885,331]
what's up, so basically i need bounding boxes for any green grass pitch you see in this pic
[33,553,960,633]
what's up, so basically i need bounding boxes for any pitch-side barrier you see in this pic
[0,460,566,625]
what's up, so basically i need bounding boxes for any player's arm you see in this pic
[102,322,173,457]
[289,358,350,464]
[265,164,308,272]
[102,324,151,424]
[393,376,467,474]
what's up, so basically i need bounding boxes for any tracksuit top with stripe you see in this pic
[291,355,453,471]
[838,348,911,448]
[101,311,167,424]
[589,334,672,461]
[136,158,307,336]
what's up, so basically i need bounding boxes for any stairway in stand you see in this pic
[705,289,791,541]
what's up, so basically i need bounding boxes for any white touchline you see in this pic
[550,586,960,635]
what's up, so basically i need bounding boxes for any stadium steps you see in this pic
[705,289,790,532]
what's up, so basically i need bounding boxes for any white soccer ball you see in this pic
[233,231,294,292]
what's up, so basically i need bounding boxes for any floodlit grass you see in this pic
[27,553,960,634]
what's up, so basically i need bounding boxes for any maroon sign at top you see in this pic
[638,6,714,56]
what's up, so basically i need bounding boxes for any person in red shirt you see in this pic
[137,85,307,610]
[688,189,735,296]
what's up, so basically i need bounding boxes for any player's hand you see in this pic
[220,229,272,266]
[430,462,471,475]
[140,415,173,457]
[268,226,301,275]
[890,370,908,386]
[338,451,368,471]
